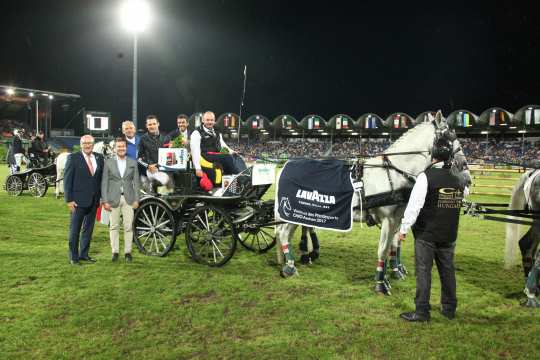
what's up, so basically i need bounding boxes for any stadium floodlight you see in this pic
[120,0,151,33]
[29,92,34,97]
[518,130,526,134]
[509,126,517,129]
[6,88,15,95]
[381,132,389,136]
[120,0,152,131]
[321,132,328,135]
[351,132,359,135]
[49,95,54,99]
[481,131,489,135]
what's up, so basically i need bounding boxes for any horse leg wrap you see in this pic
[375,260,385,282]
[280,244,297,277]
[309,231,320,261]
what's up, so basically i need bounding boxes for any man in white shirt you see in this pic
[102,137,141,263]
[190,111,245,178]
[399,137,468,322]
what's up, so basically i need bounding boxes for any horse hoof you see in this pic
[280,265,298,278]
[309,251,319,261]
[521,298,540,307]
[300,254,311,265]
[391,269,406,280]
[398,264,408,275]
[375,283,391,296]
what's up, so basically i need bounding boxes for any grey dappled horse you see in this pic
[276,112,471,296]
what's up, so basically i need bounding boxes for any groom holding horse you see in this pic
[398,137,468,322]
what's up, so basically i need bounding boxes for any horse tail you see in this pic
[505,172,528,269]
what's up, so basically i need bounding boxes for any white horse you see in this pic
[276,113,471,296]
[505,169,540,306]
[55,140,114,198]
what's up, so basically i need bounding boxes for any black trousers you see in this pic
[414,238,457,316]
[203,153,246,175]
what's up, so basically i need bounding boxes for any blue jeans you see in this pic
[68,202,98,261]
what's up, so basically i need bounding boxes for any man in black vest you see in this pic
[398,137,467,322]
[190,111,245,178]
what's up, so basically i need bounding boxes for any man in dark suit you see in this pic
[64,134,104,265]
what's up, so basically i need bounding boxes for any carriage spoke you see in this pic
[196,214,210,231]
[155,219,170,230]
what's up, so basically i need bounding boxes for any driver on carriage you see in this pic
[137,115,171,192]
[190,111,246,188]
[30,131,51,166]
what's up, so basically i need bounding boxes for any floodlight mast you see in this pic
[120,0,151,131]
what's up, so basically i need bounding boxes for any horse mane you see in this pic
[384,122,434,153]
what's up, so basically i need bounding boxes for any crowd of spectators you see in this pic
[460,138,540,165]
[231,137,540,165]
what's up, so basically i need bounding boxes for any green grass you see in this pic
[1,165,540,359]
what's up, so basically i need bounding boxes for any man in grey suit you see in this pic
[101,137,141,262]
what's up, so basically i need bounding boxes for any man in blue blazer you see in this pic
[64,134,104,265]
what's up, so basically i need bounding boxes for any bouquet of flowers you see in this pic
[170,134,187,148]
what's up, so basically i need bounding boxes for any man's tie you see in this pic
[86,155,94,175]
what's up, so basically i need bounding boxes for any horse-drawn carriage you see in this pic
[4,162,57,197]
[132,162,279,266]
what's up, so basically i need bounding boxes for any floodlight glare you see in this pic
[29,92,34,97]
[381,132,389,136]
[518,130,526,134]
[49,95,54,99]
[351,132,359,135]
[481,131,489,135]
[6,88,15,96]
[120,0,151,33]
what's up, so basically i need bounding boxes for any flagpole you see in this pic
[238,65,247,146]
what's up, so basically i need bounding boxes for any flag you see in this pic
[393,115,400,128]
[224,117,229,127]
[343,118,349,129]
[336,117,341,130]
[400,116,408,128]
[308,117,313,129]
[314,119,320,129]
[252,120,257,129]
[489,112,496,126]
[535,109,540,124]
[464,113,470,127]
[526,109,532,125]
[231,116,236,128]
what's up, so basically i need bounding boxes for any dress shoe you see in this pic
[80,257,97,263]
[400,312,430,322]
[112,253,119,262]
[441,310,455,320]
[70,260,81,266]
[125,253,133,263]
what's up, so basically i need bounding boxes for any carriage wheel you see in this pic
[133,200,176,256]
[5,175,23,196]
[185,205,237,267]
[28,173,48,197]
[236,224,276,253]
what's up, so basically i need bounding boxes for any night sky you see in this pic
[1,1,539,132]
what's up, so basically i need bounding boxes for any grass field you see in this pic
[1,165,540,359]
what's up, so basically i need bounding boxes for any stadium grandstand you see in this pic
[1,86,540,165]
